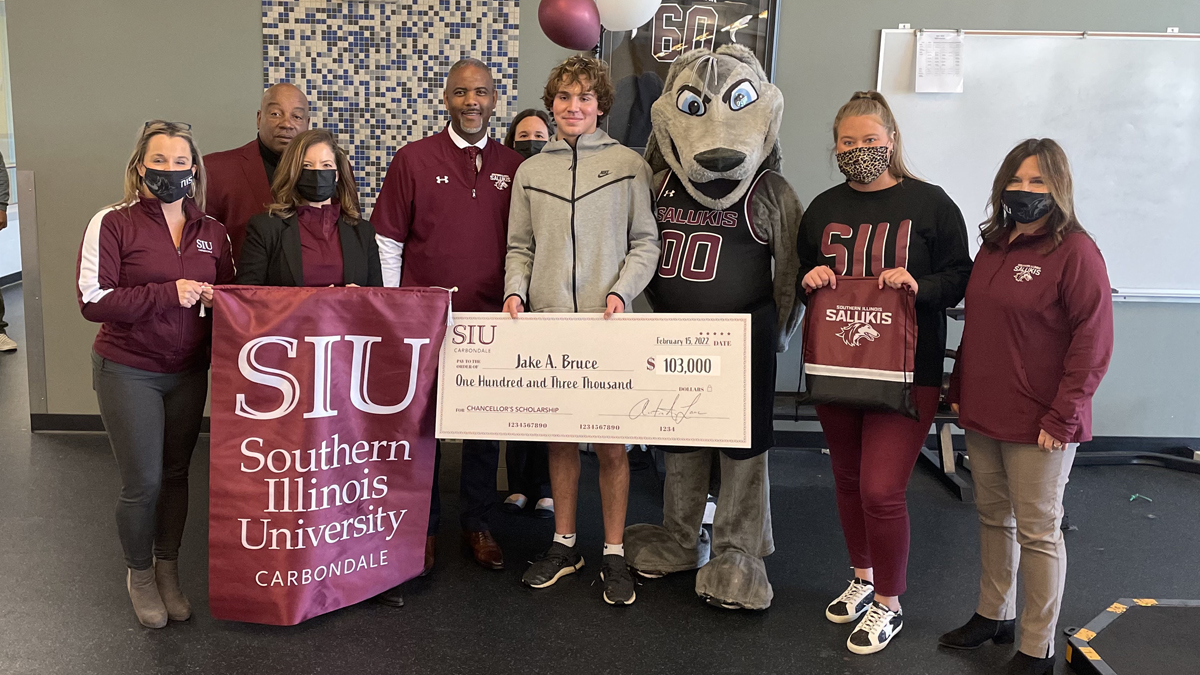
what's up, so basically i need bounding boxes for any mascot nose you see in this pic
[694,148,746,173]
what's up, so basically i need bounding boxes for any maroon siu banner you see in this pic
[208,285,450,625]
[800,278,918,418]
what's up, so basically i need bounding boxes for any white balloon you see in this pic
[596,0,662,33]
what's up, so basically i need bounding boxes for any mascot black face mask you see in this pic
[1002,190,1055,223]
[143,167,194,203]
[836,145,891,184]
[512,140,546,159]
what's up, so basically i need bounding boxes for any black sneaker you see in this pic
[599,554,636,606]
[826,577,874,624]
[521,542,584,589]
[848,601,903,655]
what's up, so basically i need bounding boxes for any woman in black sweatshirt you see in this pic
[796,91,973,655]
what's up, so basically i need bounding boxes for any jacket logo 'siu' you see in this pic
[837,321,881,347]
[491,173,511,190]
[1013,264,1041,282]
[436,176,449,184]
[196,239,213,253]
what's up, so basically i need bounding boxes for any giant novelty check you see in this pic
[436,313,751,448]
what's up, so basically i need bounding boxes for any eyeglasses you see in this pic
[142,120,192,132]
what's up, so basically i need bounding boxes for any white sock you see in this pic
[553,532,576,547]
[603,543,624,557]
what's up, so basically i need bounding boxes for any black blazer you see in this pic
[237,210,383,287]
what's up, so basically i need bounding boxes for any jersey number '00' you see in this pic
[645,171,773,314]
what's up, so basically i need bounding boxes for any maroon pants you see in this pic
[816,385,940,597]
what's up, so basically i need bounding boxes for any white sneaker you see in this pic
[826,577,874,623]
[847,601,903,655]
[0,334,16,352]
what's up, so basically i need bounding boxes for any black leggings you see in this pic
[92,351,208,570]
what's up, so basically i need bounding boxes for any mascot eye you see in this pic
[676,87,708,117]
[725,80,760,111]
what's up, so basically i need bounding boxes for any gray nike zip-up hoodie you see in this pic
[505,129,661,313]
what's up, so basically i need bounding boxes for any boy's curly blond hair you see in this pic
[542,55,615,116]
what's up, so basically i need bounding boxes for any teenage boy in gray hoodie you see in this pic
[503,55,660,606]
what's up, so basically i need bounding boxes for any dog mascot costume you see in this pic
[624,45,803,610]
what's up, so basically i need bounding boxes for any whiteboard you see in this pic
[877,30,1200,299]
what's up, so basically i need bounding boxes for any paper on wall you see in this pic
[915,30,964,93]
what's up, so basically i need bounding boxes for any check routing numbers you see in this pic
[435,313,751,448]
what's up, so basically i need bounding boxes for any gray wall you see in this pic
[9,0,261,415]
[12,0,1200,437]
[518,0,1200,438]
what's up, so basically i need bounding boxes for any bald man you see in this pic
[205,83,310,259]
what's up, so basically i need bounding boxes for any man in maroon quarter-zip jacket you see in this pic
[371,59,523,601]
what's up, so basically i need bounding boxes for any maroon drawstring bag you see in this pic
[800,277,919,419]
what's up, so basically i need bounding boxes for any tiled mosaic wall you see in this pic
[263,0,520,211]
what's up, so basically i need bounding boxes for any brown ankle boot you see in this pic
[127,567,168,628]
[154,560,192,621]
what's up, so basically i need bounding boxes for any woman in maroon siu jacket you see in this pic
[797,91,973,656]
[76,121,235,629]
[940,139,1113,675]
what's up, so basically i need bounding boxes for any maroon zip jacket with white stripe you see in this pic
[76,197,235,373]
[948,230,1113,444]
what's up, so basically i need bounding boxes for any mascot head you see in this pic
[645,44,784,210]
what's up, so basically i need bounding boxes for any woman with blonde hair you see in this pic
[237,128,381,287]
[941,139,1113,675]
[797,91,973,654]
[76,120,235,628]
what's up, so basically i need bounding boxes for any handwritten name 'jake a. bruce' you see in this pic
[514,353,600,370]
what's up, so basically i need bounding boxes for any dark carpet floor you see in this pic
[2,282,1198,675]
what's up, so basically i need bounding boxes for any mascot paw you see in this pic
[623,524,711,577]
[695,551,773,611]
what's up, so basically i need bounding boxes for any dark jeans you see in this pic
[92,351,208,570]
[0,287,7,333]
[428,439,500,534]
[505,441,552,500]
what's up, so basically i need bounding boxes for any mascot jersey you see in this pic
[646,168,780,459]
[645,170,774,314]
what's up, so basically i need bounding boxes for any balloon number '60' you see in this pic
[652,4,720,63]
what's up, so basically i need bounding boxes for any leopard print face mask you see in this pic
[836,145,891,184]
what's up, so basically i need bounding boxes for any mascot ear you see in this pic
[643,129,669,174]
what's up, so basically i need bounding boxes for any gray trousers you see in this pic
[966,429,1077,659]
[665,450,774,559]
[92,351,208,570]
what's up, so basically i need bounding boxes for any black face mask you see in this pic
[143,167,194,204]
[512,140,546,159]
[1002,190,1055,224]
[296,169,338,203]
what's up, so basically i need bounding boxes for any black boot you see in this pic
[938,612,1015,650]
[1007,650,1055,675]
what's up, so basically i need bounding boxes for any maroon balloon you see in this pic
[538,0,602,51]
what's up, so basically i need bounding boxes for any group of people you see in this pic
[74,48,1112,675]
